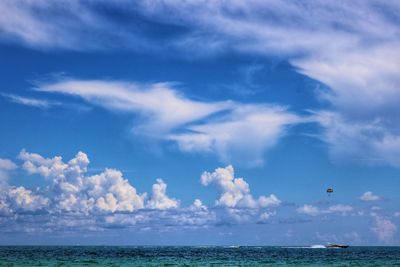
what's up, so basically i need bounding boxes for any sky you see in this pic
[0,0,399,246]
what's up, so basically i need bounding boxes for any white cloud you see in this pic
[170,105,301,166]
[259,211,276,222]
[189,199,208,211]
[86,168,146,213]
[18,150,147,213]
[327,204,353,215]
[8,186,49,212]
[5,0,392,63]
[314,112,400,166]
[200,165,281,209]
[146,179,179,210]
[1,93,59,108]
[130,1,400,167]
[9,150,211,233]
[37,80,227,136]
[162,208,216,228]
[371,216,397,242]
[18,149,93,213]
[360,191,381,201]
[18,149,73,178]
[0,1,139,51]
[0,158,17,171]
[297,204,353,216]
[297,204,319,216]
[294,45,400,116]
[258,194,281,208]
[9,1,397,166]
[37,79,302,166]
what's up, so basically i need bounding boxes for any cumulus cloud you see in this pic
[18,150,150,213]
[371,216,397,242]
[360,191,381,201]
[297,204,319,216]
[327,204,353,215]
[8,186,49,212]
[86,168,146,213]
[0,159,17,171]
[297,204,354,216]
[37,79,302,166]
[0,157,49,214]
[200,165,281,209]
[2,150,396,239]
[258,211,276,222]
[146,179,179,210]
[189,199,208,211]
[0,150,293,233]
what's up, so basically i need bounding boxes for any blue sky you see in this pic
[0,0,399,245]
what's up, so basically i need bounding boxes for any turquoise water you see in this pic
[0,246,399,266]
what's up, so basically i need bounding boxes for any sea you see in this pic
[0,246,399,266]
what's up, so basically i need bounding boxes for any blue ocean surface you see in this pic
[0,246,399,266]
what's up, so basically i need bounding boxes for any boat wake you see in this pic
[310,245,326,249]
[282,245,326,249]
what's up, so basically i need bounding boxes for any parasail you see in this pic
[326,187,333,195]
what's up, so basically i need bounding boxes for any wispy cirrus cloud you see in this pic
[1,93,60,108]
[314,111,400,167]
[36,78,303,165]
[0,1,156,51]
[170,105,300,167]
[2,1,400,166]
[36,79,229,135]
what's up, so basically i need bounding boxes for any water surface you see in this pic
[0,246,399,266]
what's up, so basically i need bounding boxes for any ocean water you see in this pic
[0,246,399,266]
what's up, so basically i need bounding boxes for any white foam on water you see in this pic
[282,245,326,249]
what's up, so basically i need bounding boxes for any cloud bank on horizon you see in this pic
[0,150,397,244]
[0,151,281,232]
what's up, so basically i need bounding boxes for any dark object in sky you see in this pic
[326,188,333,194]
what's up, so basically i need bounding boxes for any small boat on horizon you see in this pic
[325,243,349,249]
